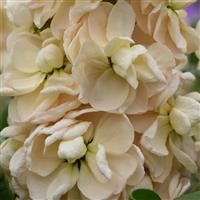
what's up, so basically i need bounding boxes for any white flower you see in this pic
[73,37,166,112]
[0,31,66,96]
[140,93,200,178]
[63,0,135,64]
[131,0,199,60]
[7,110,145,200]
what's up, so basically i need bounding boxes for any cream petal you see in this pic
[62,122,92,140]
[148,42,176,69]
[142,147,173,183]
[181,22,199,53]
[0,124,32,138]
[8,86,57,123]
[65,28,81,64]
[8,72,45,95]
[90,69,129,111]
[104,37,134,57]
[88,2,112,46]
[32,98,81,124]
[27,172,50,200]
[128,112,157,133]
[78,162,114,200]
[12,36,41,73]
[141,116,171,156]
[69,2,100,24]
[26,135,62,176]
[31,1,61,29]
[135,53,166,82]
[9,147,27,187]
[169,134,197,173]
[169,108,191,135]
[27,164,66,199]
[108,152,137,182]
[173,96,200,124]
[134,175,153,190]
[93,113,134,154]
[75,41,108,67]
[76,60,107,104]
[47,164,79,200]
[106,0,135,40]
[42,118,76,135]
[126,83,149,115]
[96,144,112,180]
[168,173,191,199]
[41,71,79,96]
[110,172,126,195]
[153,6,167,43]
[168,9,186,50]
[50,1,72,39]
[149,72,180,109]
[58,136,87,162]
[127,145,145,186]
[86,150,109,183]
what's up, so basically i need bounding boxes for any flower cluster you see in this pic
[0,0,200,200]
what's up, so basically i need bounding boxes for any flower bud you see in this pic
[36,44,64,73]
[58,136,87,163]
[167,0,196,10]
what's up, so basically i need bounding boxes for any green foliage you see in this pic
[0,166,14,200]
[0,97,9,131]
[129,189,161,200]
[184,53,200,92]
[175,191,200,200]
[33,17,53,34]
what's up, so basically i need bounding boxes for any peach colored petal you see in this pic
[90,69,129,111]
[93,113,134,154]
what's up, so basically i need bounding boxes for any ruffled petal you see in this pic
[47,164,79,200]
[90,69,129,111]
[106,0,135,40]
[78,162,114,200]
[93,113,134,154]
[141,116,171,156]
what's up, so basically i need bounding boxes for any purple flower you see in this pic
[185,0,200,24]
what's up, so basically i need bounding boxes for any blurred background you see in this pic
[0,0,199,199]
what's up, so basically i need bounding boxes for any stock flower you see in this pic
[28,0,62,29]
[73,37,167,113]
[63,0,135,64]
[140,93,200,181]
[7,71,80,124]
[0,31,64,95]
[0,30,80,124]
[8,110,144,200]
[51,0,101,40]
[131,0,199,61]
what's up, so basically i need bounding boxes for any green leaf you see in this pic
[0,97,9,131]
[129,189,161,200]
[0,165,14,200]
[175,191,200,200]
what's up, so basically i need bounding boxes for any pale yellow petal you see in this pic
[93,113,134,154]
[90,69,129,111]
[106,0,135,40]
